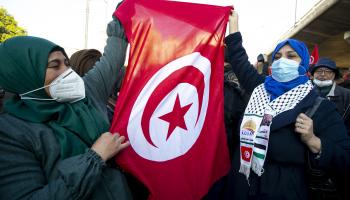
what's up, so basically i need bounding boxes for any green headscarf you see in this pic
[0,36,109,158]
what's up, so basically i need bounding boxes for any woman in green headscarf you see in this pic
[0,9,132,200]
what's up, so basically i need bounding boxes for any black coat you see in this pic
[328,85,350,135]
[329,85,350,116]
[223,32,350,200]
[224,78,246,159]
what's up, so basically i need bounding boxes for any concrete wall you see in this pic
[318,32,350,68]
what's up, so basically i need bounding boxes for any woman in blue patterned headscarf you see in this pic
[220,11,350,200]
[264,39,310,100]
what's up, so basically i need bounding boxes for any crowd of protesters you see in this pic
[0,2,350,200]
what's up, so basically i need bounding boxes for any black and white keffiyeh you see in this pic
[239,80,314,179]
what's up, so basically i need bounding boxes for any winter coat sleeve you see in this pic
[83,17,128,107]
[0,128,106,200]
[224,32,265,93]
[310,100,350,174]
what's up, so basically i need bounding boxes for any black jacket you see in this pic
[223,32,350,200]
[328,85,350,133]
[224,78,246,159]
[332,85,350,115]
[339,80,350,90]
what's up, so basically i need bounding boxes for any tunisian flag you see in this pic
[111,0,231,199]
[309,45,319,65]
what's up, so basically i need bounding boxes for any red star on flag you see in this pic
[159,94,192,140]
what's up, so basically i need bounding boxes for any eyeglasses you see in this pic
[314,69,334,76]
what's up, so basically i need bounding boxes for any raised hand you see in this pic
[229,9,239,34]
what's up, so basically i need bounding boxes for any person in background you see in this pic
[255,53,270,76]
[0,8,132,200]
[223,49,248,159]
[204,49,248,200]
[69,48,126,122]
[70,49,102,76]
[310,58,350,200]
[223,10,350,200]
[310,57,350,133]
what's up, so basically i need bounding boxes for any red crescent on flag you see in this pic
[141,66,205,147]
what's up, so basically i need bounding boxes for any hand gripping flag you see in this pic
[111,1,231,199]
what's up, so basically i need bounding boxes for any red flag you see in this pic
[309,45,319,65]
[111,0,231,199]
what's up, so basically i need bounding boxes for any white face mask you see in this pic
[20,68,85,103]
[313,78,333,87]
[271,57,301,82]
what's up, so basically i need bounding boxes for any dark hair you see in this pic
[257,54,265,63]
[50,46,69,61]
[70,49,102,76]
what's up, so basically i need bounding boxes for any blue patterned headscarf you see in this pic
[264,39,310,100]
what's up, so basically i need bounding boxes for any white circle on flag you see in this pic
[127,52,211,162]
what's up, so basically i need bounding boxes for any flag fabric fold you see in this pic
[110,1,231,199]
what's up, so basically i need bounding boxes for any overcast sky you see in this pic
[0,0,319,62]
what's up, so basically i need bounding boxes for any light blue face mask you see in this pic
[271,57,301,82]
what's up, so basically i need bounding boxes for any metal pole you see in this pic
[84,0,90,49]
[294,0,298,26]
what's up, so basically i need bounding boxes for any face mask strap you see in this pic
[20,96,57,101]
[19,85,49,97]
[18,68,77,102]
[19,84,58,101]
